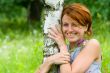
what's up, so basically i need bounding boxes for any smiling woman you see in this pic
[61,3,92,48]
[35,3,101,73]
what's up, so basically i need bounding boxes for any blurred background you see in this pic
[0,0,110,73]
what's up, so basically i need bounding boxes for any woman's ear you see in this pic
[83,25,88,32]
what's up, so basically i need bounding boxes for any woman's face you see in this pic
[62,14,87,43]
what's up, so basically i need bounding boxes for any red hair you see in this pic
[61,3,92,35]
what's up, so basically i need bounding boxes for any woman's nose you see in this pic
[68,25,73,32]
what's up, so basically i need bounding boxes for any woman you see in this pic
[36,3,101,73]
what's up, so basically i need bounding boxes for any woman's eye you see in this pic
[63,23,68,27]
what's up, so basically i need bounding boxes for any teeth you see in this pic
[68,34,72,36]
[67,32,77,37]
[73,32,76,34]
[68,33,75,36]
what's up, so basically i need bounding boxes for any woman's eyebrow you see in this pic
[71,21,80,25]
[71,22,77,25]
[63,22,68,24]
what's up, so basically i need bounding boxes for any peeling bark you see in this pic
[43,0,64,73]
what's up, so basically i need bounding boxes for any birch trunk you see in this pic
[43,0,64,73]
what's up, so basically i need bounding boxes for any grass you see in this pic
[0,18,44,73]
[0,18,110,73]
[93,21,110,73]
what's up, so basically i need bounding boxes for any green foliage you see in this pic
[0,0,110,21]
[0,0,14,13]
[0,0,28,19]
[65,0,110,21]
[0,22,44,73]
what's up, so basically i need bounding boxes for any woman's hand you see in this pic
[45,52,70,65]
[48,25,66,48]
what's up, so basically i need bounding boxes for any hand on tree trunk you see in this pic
[48,25,66,48]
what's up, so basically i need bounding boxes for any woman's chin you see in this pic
[68,38,78,43]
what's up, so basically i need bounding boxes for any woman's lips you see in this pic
[66,32,78,38]
[67,32,77,36]
[66,35,75,38]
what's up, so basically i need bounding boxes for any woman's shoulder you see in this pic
[89,38,100,43]
[85,38,100,48]
[85,39,102,64]
[80,38,101,56]
[83,38,101,57]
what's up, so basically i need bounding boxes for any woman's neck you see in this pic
[69,39,85,49]
[70,42,75,50]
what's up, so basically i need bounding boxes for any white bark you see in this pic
[43,0,64,73]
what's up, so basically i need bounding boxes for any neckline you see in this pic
[76,39,85,47]
[68,39,86,53]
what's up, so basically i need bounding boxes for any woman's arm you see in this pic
[60,39,101,73]
[35,57,53,73]
[35,52,70,73]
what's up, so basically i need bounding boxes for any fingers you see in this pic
[48,28,57,40]
[52,25,60,34]
[48,25,58,35]
[59,56,70,64]
[48,29,57,38]
[63,56,70,61]
[47,25,64,43]
[63,55,70,62]
[60,60,69,64]
[61,51,70,56]
[51,52,70,64]
[60,52,70,62]
[55,25,62,34]
[48,25,62,36]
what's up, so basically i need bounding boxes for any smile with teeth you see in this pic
[67,32,77,37]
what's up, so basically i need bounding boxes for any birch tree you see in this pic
[43,0,64,73]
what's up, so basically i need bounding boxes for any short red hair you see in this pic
[61,3,92,35]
